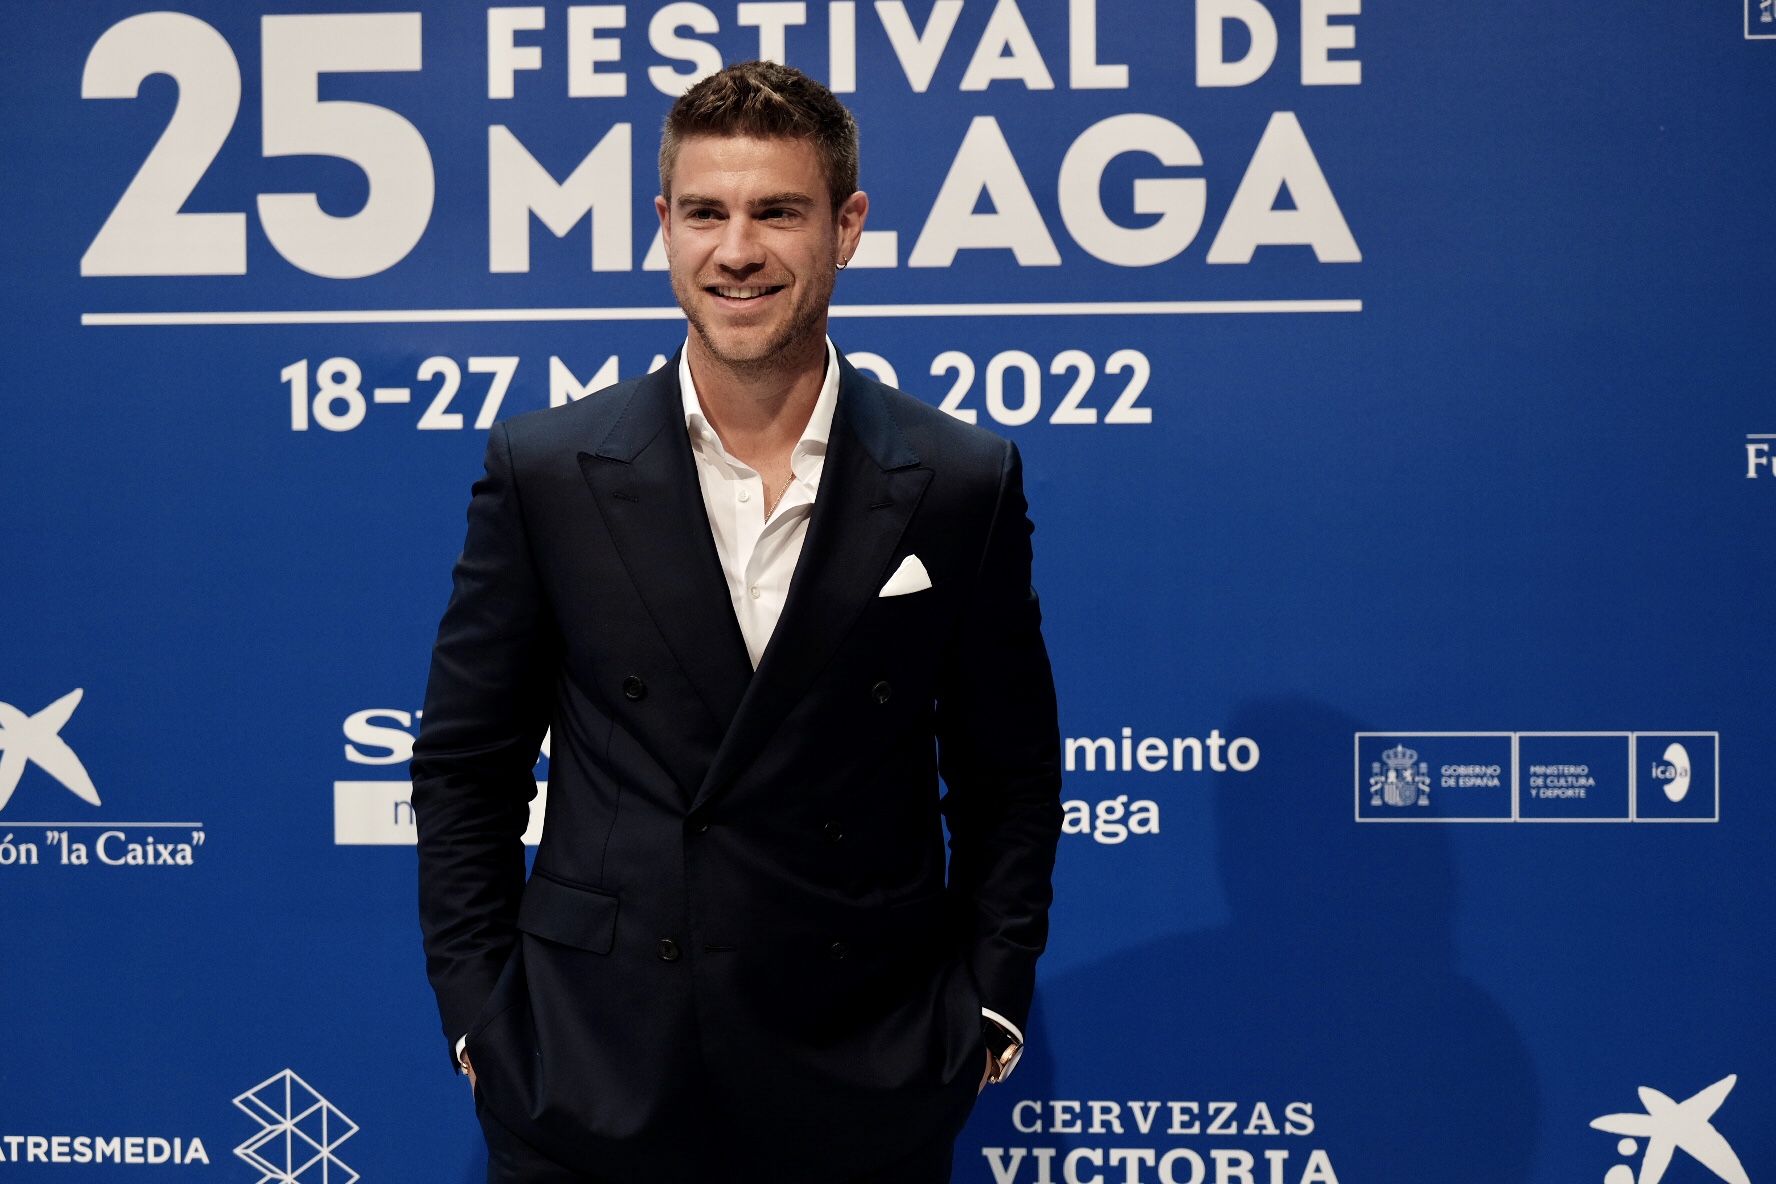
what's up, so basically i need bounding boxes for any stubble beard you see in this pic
[673,265,836,382]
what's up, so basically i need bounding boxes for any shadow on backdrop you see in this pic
[964,696,1539,1183]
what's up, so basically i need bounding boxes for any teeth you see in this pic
[714,286,778,299]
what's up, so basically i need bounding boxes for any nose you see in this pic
[712,214,765,279]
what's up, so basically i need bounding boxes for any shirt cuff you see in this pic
[979,1006,1024,1047]
[455,1034,469,1075]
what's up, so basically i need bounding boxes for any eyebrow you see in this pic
[675,192,818,211]
[751,192,817,209]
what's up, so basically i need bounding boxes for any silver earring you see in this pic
[837,259,848,270]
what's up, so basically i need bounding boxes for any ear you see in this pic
[654,194,671,256]
[836,190,868,266]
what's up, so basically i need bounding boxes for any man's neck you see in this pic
[686,331,828,463]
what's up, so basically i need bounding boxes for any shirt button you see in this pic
[748,585,761,600]
[737,489,750,502]
[657,938,681,962]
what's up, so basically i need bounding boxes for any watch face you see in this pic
[982,1021,1019,1059]
[994,1041,1023,1082]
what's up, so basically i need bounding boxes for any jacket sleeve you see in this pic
[411,422,558,1069]
[935,439,1063,1035]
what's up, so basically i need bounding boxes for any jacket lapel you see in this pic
[576,360,754,742]
[691,353,932,814]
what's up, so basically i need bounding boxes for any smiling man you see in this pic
[412,60,1062,1184]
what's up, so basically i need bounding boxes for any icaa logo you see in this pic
[1648,742,1692,804]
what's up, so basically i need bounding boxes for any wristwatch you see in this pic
[981,1017,1024,1084]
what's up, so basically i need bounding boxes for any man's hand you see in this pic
[464,1048,478,1093]
[978,1048,994,1094]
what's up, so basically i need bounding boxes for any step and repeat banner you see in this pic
[4,1,1772,1181]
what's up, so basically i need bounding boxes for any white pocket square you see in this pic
[878,554,932,597]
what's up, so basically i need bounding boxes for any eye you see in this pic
[686,208,720,222]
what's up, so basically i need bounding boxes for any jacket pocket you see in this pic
[517,869,620,954]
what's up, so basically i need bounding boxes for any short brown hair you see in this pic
[659,61,859,217]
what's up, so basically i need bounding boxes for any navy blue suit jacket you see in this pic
[412,350,1062,1182]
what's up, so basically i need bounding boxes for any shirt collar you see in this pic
[679,337,839,462]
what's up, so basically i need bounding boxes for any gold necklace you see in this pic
[764,472,792,518]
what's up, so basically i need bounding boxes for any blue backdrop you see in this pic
[4,2,1772,1182]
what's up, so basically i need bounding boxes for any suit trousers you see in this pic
[475,1087,958,1184]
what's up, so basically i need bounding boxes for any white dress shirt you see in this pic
[679,338,838,670]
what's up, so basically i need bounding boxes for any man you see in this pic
[412,60,1061,1184]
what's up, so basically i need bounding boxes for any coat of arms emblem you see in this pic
[1370,743,1430,807]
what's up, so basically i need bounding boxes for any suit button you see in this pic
[693,819,710,834]
[871,680,892,704]
[657,938,681,961]
[622,675,647,701]
[827,941,849,961]
[821,820,844,843]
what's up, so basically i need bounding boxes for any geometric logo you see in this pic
[1590,1074,1750,1184]
[232,1070,359,1184]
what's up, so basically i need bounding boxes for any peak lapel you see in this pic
[576,360,753,741]
[692,355,932,814]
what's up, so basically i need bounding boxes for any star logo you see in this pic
[1591,1074,1751,1184]
[233,1069,359,1184]
[0,689,99,812]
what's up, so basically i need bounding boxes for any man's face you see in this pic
[656,134,867,372]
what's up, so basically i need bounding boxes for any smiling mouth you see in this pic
[707,284,786,301]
